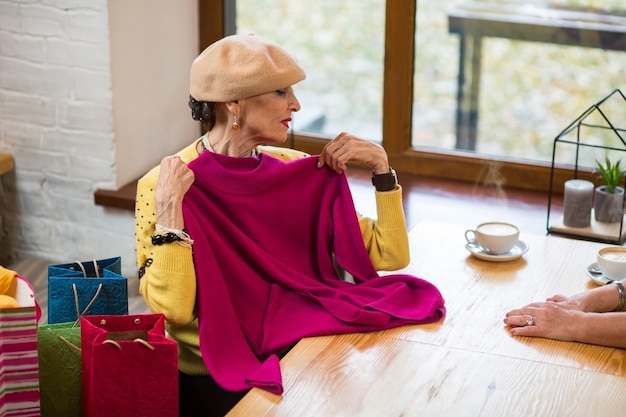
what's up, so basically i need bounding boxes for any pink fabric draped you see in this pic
[183,151,445,394]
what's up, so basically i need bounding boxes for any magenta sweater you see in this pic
[183,151,445,394]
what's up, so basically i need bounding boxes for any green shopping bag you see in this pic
[37,321,82,417]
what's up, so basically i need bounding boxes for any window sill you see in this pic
[94,180,138,212]
[93,168,558,239]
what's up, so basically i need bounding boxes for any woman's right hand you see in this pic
[155,155,195,229]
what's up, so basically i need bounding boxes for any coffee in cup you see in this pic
[597,247,626,280]
[465,222,520,255]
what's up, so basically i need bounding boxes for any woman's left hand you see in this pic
[503,301,583,341]
[317,132,389,174]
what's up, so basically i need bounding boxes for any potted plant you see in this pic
[594,157,626,223]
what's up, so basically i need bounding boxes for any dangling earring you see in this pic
[232,114,239,131]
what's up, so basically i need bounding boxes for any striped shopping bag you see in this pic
[0,274,41,417]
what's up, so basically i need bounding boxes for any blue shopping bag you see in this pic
[47,257,128,324]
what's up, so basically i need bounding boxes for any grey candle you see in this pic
[563,179,594,228]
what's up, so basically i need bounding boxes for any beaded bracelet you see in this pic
[151,233,183,245]
[613,281,625,312]
[152,225,194,248]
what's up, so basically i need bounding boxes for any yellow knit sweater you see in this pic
[135,139,409,375]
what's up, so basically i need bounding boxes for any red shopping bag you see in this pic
[80,314,178,417]
[0,274,41,417]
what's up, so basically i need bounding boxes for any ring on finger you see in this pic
[526,316,535,326]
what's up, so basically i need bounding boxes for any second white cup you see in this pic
[597,246,626,280]
[465,222,520,255]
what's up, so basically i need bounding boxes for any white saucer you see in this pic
[585,262,615,285]
[465,240,529,262]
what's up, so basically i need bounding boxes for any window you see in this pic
[236,0,386,141]
[415,0,626,164]
[203,0,626,192]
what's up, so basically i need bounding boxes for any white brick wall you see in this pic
[0,0,135,276]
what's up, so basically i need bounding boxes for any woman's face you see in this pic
[238,87,301,144]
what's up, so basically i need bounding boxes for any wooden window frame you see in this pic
[199,0,577,193]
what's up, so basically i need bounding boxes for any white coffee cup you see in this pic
[465,222,520,255]
[597,247,626,280]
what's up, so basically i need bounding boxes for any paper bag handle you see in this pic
[72,282,103,323]
[74,259,101,278]
[59,335,81,351]
[103,338,155,351]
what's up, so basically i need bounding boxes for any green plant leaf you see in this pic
[595,157,626,193]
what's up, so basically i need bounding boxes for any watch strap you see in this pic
[372,167,397,191]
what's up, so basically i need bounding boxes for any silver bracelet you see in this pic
[613,281,625,312]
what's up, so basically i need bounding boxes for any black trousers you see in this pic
[179,344,295,416]
[179,371,248,417]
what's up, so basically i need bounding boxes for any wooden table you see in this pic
[227,219,626,416]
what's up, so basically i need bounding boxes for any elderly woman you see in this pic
[135,34,443,417]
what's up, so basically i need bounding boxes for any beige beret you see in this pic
[189,34,306,102]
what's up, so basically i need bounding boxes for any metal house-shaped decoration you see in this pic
[547,89,626,244]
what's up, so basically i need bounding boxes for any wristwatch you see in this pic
[371,167,397,191]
